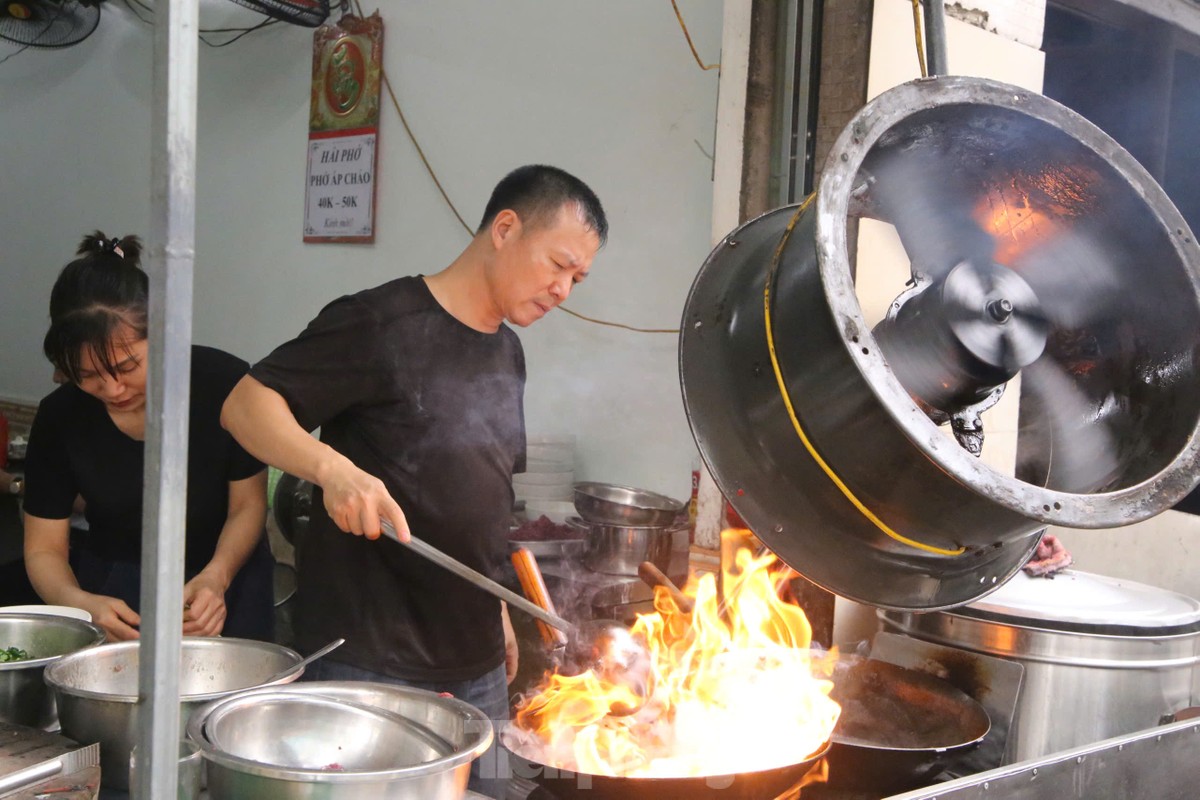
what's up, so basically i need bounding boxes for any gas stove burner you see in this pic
[680,76,1200,610]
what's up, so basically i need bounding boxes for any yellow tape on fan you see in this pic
[761,196,966,557]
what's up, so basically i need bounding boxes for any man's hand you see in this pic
[318,458,410,542]
[1024,532,1073,578]
[78,594,141,642]
[502,602,519,685]
[182,569,230,637]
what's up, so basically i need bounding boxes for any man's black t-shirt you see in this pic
[250,276,526,682]
[23,346,265,574]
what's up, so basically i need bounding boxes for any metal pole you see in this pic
[136,0,198,797]
[922,0,949,76]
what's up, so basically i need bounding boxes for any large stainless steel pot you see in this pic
[881,569,1200,761]
[0,612,105,728]
[187,681,493,800]
[44,637,302,790]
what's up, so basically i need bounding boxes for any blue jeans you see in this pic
[303,658,510,798]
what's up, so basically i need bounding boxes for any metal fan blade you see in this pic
[1006,228,1123,329]
[1020,356,1120,493]
[860,152,998,282]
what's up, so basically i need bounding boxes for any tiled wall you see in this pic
[0,399,36,437]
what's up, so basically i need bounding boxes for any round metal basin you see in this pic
[0,612,105,728]
[188,681,493,800]
[679,76,1200,609]
[574,482,685,528]
[44,637,302,790]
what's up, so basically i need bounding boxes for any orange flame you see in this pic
[512,530,841,778]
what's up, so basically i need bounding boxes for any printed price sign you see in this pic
[304,132,376,239]
[304,12,383,244]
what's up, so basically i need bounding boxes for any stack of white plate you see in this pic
[514,434,575,504]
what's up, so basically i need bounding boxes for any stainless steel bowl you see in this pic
[0,612,105,728]
[187,681,494,800]
[584,523,675,576]
[573,482,685,527]
[44,637,302,790]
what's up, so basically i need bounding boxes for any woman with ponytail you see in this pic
[21,231,273,642]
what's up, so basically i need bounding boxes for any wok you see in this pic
[825,657,990,793]
[505,656,987,798]
[504,733,829,800]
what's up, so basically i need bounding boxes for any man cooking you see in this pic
[220,164,606,797]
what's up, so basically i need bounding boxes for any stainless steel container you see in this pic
[187,681,493,800]
[44,637,302,790]
[573,482,685,528]
[583,523,674,576]
[0,612,105,728]
[880,570,1200,762]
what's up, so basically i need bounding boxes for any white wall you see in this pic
[0,0,724,501]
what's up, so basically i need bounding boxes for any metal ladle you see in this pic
[379,521,650,715]
[265,637,346,684]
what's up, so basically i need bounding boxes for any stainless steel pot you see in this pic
[880,569,1200,762]
[187,681,493,800]
[583,524,675,576]
[44,637,302,790]
[0,612,105,728]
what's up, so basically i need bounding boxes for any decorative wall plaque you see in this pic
[304,12,383,244]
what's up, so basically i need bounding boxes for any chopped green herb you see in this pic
[0,647,30,663]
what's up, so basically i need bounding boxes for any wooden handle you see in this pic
[637,560,694,613]
[511,548,569,649]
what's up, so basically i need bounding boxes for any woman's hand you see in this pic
[24,514,139,641]
[78,594,141,642]
[182,569,229,637]
[501,602,519,685]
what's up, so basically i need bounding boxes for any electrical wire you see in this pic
[762,196,966,557]
[670,0,719,71]
[199,16,278,48]
[123,0,152,24]
[352,0,680,335]
[911,0,928,78]
[376,56,475,237]
[0,42,32,65]
[557,306,679,334]
[122,0,281,47]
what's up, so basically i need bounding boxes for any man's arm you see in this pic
[220,375,409,540]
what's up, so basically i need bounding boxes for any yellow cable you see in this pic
[911,0,929,78]
[762,197,965,557]
[670,0,720,71]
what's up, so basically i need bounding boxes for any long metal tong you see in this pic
[379,520,574,634]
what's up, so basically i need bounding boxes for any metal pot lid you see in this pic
[957,569,1200,632]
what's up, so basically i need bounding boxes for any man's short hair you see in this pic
[478,165,608,246]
